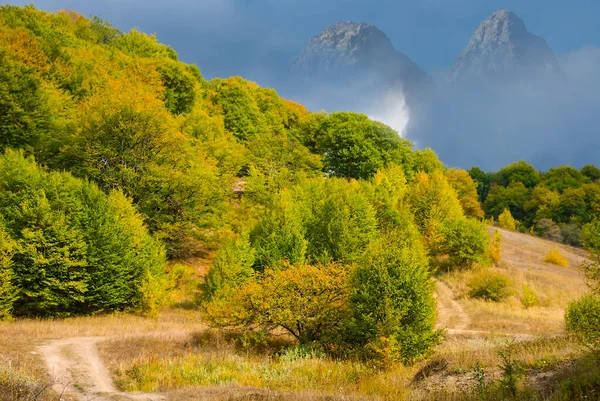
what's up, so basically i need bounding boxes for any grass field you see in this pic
[0,228,596,400]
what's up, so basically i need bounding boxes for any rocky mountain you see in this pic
[289,22,431,115]
[451,9,562,82]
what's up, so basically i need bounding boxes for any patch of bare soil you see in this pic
[38,337,164,401]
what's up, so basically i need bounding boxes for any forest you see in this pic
[0,5,599,401]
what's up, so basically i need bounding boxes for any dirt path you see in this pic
[434,279,535,340]
[38,337,164,401]
[435,279,471,331]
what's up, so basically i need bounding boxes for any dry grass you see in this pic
[0,228,593,400]
[438,228,589,336]
[97,331,418,401]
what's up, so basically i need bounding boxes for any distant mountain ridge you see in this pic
[291,22,428,86]
[289,21,431,115]
[451,9,562,82]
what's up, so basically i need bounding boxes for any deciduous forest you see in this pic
[0,6,599,401]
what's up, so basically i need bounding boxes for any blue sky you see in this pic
[5,0,600,82]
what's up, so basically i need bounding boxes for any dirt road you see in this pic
[38,337,164,401]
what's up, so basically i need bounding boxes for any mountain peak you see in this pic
[451,9,561,81]
[293,21,395,73]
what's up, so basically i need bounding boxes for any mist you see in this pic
[405,46,600,171]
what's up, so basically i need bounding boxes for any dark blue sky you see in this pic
[5,1,600,83]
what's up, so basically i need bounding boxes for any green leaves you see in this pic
[306,112,414,180]
[0,150,166,317]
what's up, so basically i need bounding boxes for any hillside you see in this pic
[0,5,599,401]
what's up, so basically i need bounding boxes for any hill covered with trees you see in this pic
[0,6,599,385]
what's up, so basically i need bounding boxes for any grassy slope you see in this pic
[0,229,594,400]
[439,227,589,336]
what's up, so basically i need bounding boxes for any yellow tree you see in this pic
[446,168,485,219]
[498,209,517,230]
[407,170,464,248]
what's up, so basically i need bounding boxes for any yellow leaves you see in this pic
[446,168,484,219]
[204,262,352,343]
[408,171,464,234]
[498,209,517,230]
[0,26,49,73]
[490,229,502,263]
[543,249,569,267]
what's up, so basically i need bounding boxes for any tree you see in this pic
[498,209,517,230]
[566,295,600,351]
[348,229,441,364]
[566,219,600,350]
[204,262,351,346]
[0,226,17,320]
[438,218,489,268]
[203,236,255,301]
[300,178,379,264]
[249,190,307,271]
[114,29,178,60]
[469,166,492,202]
[581,164,600,182]
[535,219,563,242]
[413,148,444,175]
[490,229,502,263]
[309,112,414,180]
[0,50,52,151]
[156,60,200,115]
[0,150,166,317]
[446,169,485,219]
[68,81,223,257]
[407,171,464,247]
[495,161,540,188]
[484,182,530,221]
[543,166,589,193]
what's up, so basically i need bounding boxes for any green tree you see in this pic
[348,228,441,364]
[300,178,378,264]
[438,218,489,268]
[468,166,492,202]
[114,29,178,60]
[310,112,414,180]
[407,171,464,248]
[0,150,166,317]
[565,295,600,351]
[543,166,590,193]
[484,182,530,221]
[203,236,255,301]
[446,168,485,219]
[0,226,17,320]
[249,189,307,271]
[495,161,541,188]
[0,50,52,151]
[156,60,201,115]
[581,164,600,182]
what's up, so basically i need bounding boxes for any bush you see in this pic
[490,229,502,263]
[565,295,600,351]
[204,262,351,346]
[543,249,568,267]
[498,209,517,230]
[536,218,563,243]
[438,217,489,268]
[468,270,511,301]
[521,284,539,308]
[0,150,166,317]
